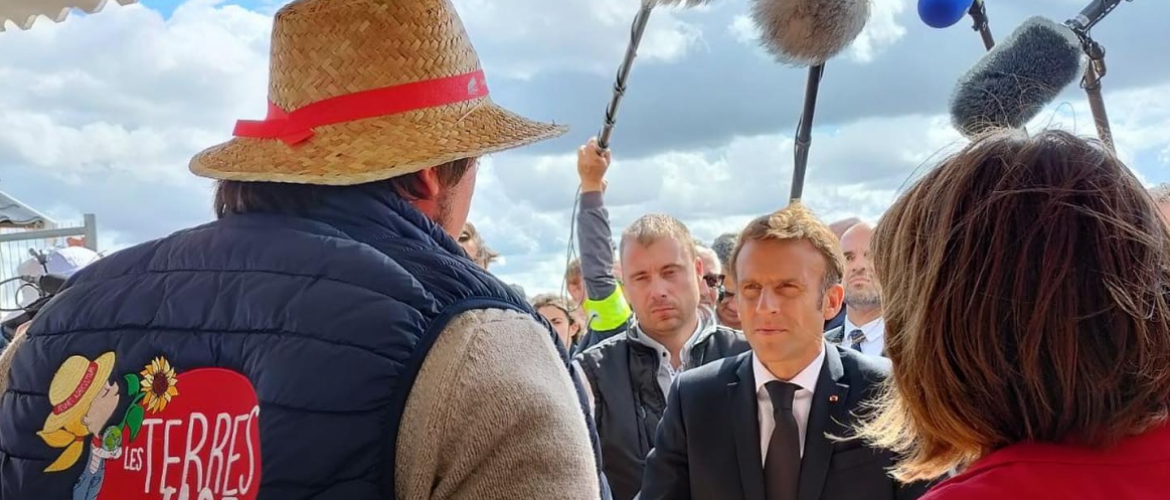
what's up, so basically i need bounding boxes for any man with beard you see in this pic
[826,222,886,356]
[822,219,859,331]
[574,140,749,500]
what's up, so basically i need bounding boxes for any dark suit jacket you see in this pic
[638,344,929,500]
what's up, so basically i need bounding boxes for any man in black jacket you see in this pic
[639,205,927,500]
[573,139,749,500]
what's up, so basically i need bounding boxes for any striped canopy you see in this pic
[0,0,138,32]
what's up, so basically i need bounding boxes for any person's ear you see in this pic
[823,283,845,320]
[413,167,443,200]
[694,256,705,288]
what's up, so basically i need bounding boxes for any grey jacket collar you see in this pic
[628,306,720,369]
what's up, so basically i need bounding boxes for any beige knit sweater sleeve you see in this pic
[0,323,29,396]
[395,308,600,500]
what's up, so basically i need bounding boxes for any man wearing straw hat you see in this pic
[0,1,606,499]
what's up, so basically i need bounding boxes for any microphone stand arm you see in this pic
[1063,0,1134,152]
[597,1,655,152]
[1066,0,1127,33]
[967,0,995,51]
[1074,32,1115,152]
[790,64,825,202]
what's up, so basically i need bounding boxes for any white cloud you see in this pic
[1031,82,1170,169]
[486,81,1170,294]
[0,0,271,191]
[454,0,704,79]
[847,0,908,63]
[1,0,1168,301]
[728,14,759,46]
[485,112,967,294]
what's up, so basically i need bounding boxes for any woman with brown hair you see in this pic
[532,293,583,349]
[859,130,1170,499]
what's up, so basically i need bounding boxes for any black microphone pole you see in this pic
[967,0,995,50]
[598,1,655,152]
[790,64,825,202]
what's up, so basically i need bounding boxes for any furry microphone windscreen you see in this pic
[950,17,1084,138]
[751,0,872,66]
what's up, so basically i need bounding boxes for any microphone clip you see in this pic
[967,0,995,50]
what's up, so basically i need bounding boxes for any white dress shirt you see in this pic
[843,315,885,357]
[754,342,825,466]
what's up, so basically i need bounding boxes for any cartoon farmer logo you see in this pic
[37,354,181,500]
[38,352,120,499]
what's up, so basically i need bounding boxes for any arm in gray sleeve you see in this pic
[577,191,618,301]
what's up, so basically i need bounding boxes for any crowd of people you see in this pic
[2,0,1170,499]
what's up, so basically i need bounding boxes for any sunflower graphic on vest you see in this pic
[38,353,180,500]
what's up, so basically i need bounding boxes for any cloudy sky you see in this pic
[1,0,1168,295]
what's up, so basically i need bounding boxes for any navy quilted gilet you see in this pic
[0,185,604,500]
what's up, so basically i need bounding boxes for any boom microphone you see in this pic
[750,0,871,201]
[596,0,714,151]
[918,0,974,28]
[949,17,1083,138]
[752,0,870,66]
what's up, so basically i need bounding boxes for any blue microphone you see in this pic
[919,0,995,50]
[918,0,975,28]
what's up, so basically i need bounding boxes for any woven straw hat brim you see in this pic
[191,97,567,186]
[42,352,116,434]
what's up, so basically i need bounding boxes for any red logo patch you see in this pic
[99,368,262,500]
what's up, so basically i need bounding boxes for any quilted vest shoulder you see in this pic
[0,211,522,500]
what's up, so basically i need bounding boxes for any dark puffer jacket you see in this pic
[0,185,603,500]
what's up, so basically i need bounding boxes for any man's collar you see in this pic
[304,184,464,257]
[844,314,884,339]
[752,341,825,395]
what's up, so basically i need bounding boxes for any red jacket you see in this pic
[924,423,1170,500]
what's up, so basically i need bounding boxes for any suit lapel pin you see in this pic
[829,395,840,403]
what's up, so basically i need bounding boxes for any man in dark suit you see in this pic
[639,205,928,500]
[823,218,857,333]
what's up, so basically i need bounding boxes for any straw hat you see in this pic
[41,352,116,434]
[190,0,569,186]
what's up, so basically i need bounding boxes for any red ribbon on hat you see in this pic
[53,361,98,416]
[234,70,490,146]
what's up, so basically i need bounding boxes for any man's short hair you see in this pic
[695,245,721,274]
[213,158,476,218]
[620,213,696,261]
[729,204,844,295]
[828,217,862,240]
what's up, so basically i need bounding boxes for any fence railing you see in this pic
[0,214,97,312]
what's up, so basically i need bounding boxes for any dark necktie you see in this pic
[848,329,866,352]
[764,381,801,500]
